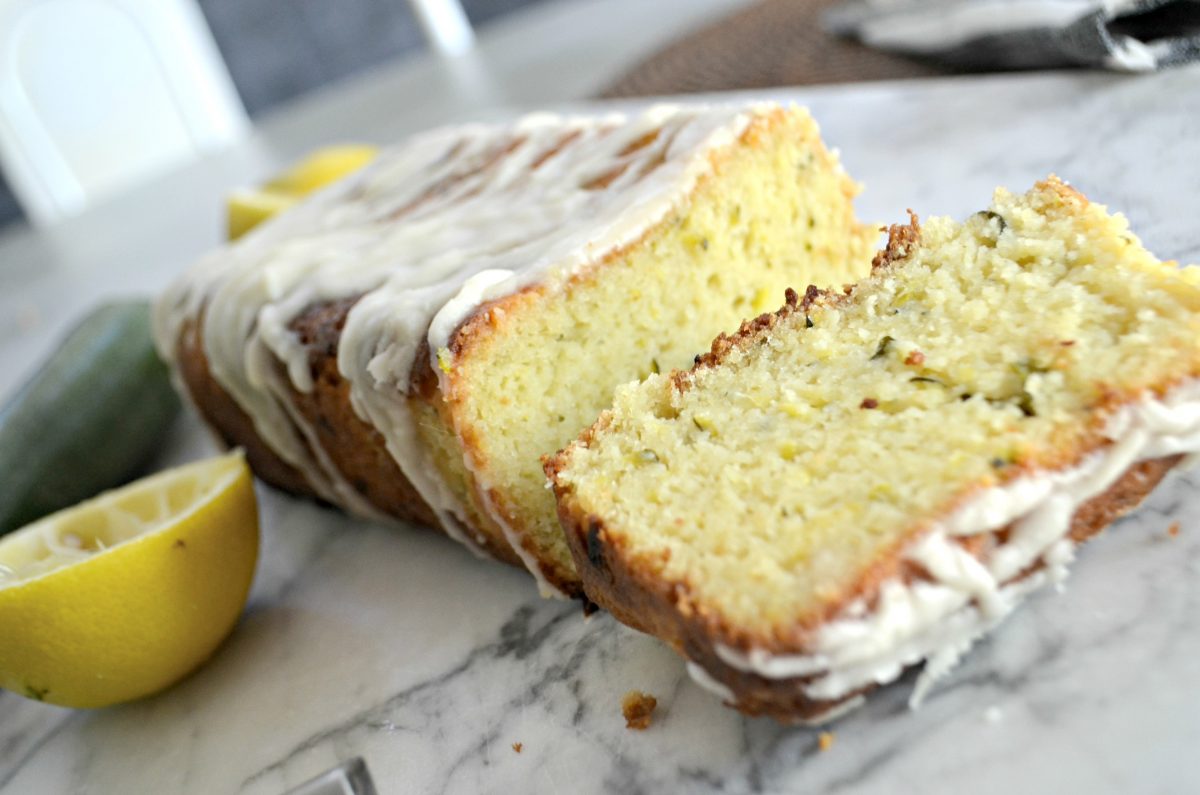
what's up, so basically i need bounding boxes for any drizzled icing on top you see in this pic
[154,104,772,590]
[706,379,1200,721]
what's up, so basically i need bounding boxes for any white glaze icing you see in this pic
[685,658,868,726]
[711,380,1200,720]
[798,694,867,727]
[685,661,736,703]
[456,420,565,598]
[154,103,771,586]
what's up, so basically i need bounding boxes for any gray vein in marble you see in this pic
[0,716,73,792]
[240,602,579,789]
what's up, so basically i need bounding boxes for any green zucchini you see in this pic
[0,301,181,535]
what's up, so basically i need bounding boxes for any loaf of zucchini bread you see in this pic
[153,103,876,597]
[547,177,1200,721]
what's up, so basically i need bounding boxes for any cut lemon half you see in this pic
[0,451,259,708]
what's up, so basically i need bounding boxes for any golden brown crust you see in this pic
[550,452,1181,723]
[177,299,526,565]
[179,301,439,526]
[686,211,922,384]
[690,282,840,379]
[871,211,921,273]
[286,297,440,529]
[687,210,922,385]
[177,315,312,497]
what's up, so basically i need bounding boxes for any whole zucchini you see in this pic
[0,301,181,534]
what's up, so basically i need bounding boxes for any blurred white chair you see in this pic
[0,0,247,226]
[408,0,475,55]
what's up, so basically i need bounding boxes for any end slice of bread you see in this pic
[547,177,1200,722]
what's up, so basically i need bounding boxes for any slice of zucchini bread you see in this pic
[153,103,876,597]
[547,177,1200,721]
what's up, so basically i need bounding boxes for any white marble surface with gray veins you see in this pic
[2,67,1200,794]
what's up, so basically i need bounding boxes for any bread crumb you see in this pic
[622,690,657,730]
[817,731,835,752]
[983,705,1003,724]
[1168,521,1181,538]
[904,350,925,366]
[512,742,523,753]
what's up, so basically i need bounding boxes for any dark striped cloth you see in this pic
[825,0,1200,71]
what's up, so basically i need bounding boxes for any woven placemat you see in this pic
[600,0,970,98]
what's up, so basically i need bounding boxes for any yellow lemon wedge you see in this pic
[262,144,378,195]
[227,189,299,241]
[228,144,378,240]
[0,452,259,708]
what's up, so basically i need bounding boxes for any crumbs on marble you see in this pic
[817,731,835,752]
[622,690,657,730]
[1168,521,1181,538]
[512,742,523,754]
[983,705,1004,724]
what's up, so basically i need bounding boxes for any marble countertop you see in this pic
[2,65,1200,794]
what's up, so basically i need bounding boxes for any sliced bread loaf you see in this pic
[155,104,876,597]
[547,177,1200,721]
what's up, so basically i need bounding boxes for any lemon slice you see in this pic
[0,451,259,708]
[228,144,378,240]
[262,145,378,195]
[227,188,299,241]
